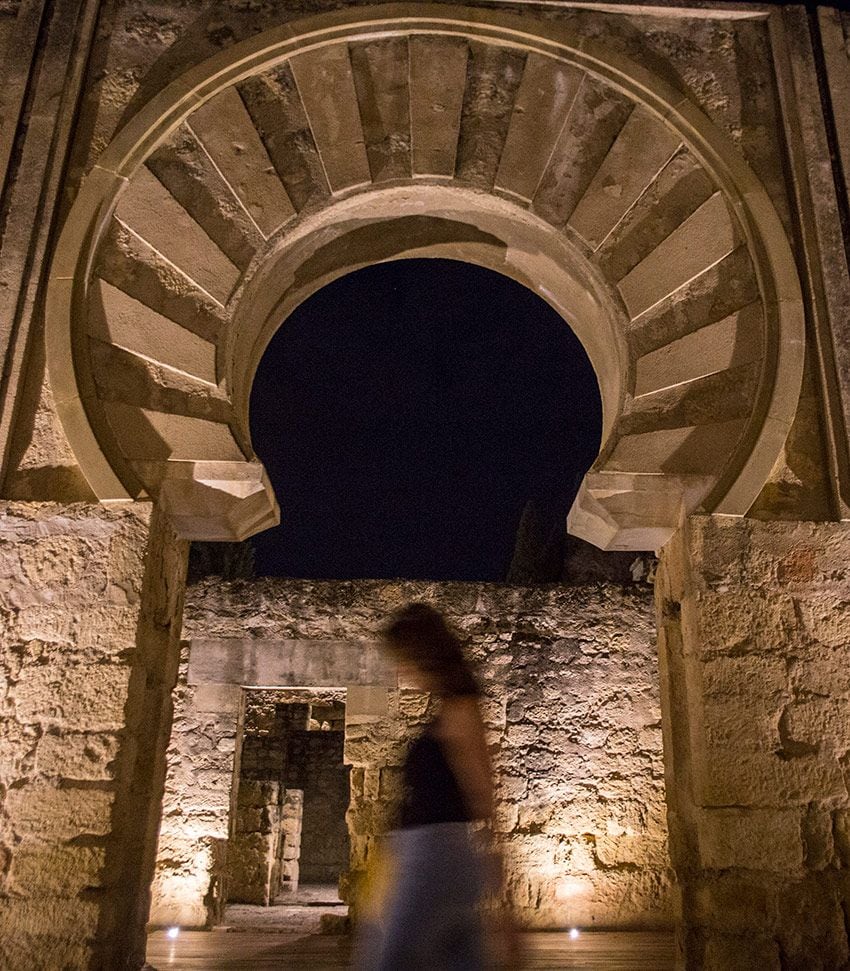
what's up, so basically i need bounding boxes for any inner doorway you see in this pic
[224,689,350,933]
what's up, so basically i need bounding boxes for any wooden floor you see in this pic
[146,928,676,970]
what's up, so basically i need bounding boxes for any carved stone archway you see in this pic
[45,4,804,549]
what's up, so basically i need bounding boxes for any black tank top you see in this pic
[399,719,471,828]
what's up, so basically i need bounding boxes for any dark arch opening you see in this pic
[248,258,602,581]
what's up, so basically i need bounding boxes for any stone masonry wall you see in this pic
[226,691,349,901]
[226,778,281,906]
[226,695,303,905]
[181,578,673,930]
[287,729,349,885]
[0,502,188,970]
[149,648,240,929]
[657,516,850,970]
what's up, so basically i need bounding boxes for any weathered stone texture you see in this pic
[657,516,850,970]
[148,640,238,929]
[227,779,282,906]
[224,695,350,902]
[178,577,673,930]
[287,726,349,885]
[0,501,188,971]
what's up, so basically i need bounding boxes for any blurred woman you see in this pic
[353,603,497,970]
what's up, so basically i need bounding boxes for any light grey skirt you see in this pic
[353,821,486,971]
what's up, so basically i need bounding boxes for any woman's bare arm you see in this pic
[436,695,494,820]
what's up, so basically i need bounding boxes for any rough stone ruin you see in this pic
[1,1,850,969]
[151,578,670,932]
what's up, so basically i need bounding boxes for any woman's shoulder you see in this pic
[435,694,484,735]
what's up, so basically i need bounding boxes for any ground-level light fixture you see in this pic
[166,927,180,940]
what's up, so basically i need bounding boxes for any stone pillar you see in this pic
[226,780,283,905]
[279,789,304,895]
[149,677,241,928]
[0,501,188,971]
[657,514,850,970]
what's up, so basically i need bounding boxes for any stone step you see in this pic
[532,74,633,228]
[409,35,468,178]
[627,246,760,358]
[102,401,243,463]
[596,149,716,282]
[146,125,261,270]
[607,419,747,475]
[618,192,742,321]
[90,340,230,422]
[455,41,526,190]
[495,52,583,202]
[567,105,681,251]
[115,166,240,305]
[622,361,762,435]
[633,301,764,399]
[89,278,217,385]
[96,221,226,346]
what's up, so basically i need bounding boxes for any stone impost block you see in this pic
[346,684,389,723]
[191,682,242,714]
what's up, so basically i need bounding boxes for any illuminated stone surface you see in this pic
[657,516,850,969]
[0,502,188,971]
[145,927,677,969]
[151,577,673,932]
[0,3,849,970]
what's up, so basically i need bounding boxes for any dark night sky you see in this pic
[248,258,602,580]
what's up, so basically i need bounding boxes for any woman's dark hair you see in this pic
[381,603,480,698]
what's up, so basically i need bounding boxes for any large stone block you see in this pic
[0,898,101,971]
[14,661,133,731]
[701,749,847,807]
[698,808,803,871]
[659,518,850,968]
[1,502,188,970]
[5,783,114,840]
[783,696,850,752]
[6,844,106,898]
[35,731,120,781]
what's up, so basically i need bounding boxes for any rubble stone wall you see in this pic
[0,502,188,970]
[287,729,350,885]
[657,516,850,970]
[181,577,674,929]
[223,691,350,900]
